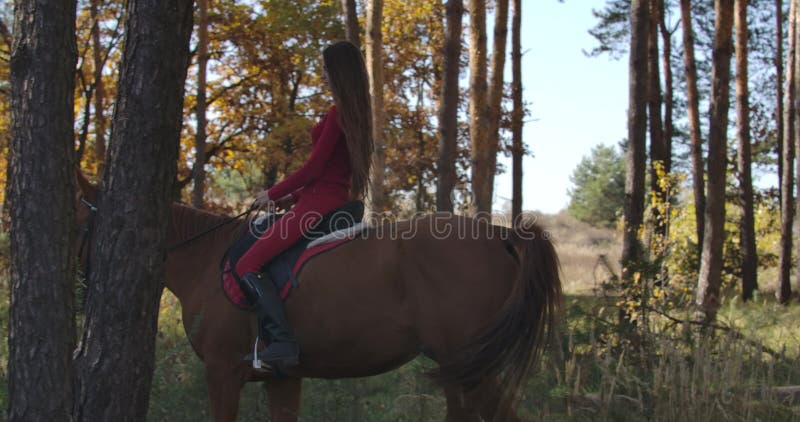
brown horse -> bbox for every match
[76,176,562,421]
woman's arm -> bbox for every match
[266,106,343,200]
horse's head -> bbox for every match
[75,169,99,277]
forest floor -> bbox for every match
[0,213,799,420]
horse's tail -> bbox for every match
[430,219,563,406]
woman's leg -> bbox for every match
[234,189,347,367]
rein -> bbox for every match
[78,197,98,282]
[167,207,254,252]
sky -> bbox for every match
[493,0,629,214]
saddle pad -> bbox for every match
[222,237,352,308]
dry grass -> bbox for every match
[521,211,621,294]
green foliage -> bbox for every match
[586,0,630,59]
[568,144,626,228]
[664,188,782,301]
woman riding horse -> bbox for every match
[234,40,373,368]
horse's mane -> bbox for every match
[169,202,245,246]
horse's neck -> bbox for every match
[164,203,241,301]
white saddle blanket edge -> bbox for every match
[306,222,370,249]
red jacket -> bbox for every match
[267,105,351,200]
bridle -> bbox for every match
[77,196,98,282]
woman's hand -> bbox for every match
[274,194,295,211]
[253,190,275,211]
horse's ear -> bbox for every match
[75,168,98,202]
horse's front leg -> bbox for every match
[266,376,303,422]
[204,361,248,422]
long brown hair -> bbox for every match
[323,41,373,200]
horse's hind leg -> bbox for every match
[444,385,480,422]
[465,381,522,422]
[266,376,302,422]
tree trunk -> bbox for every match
[778,0,785,201]
[91,0,107,177]
[482,0,509,214]
[680,0,706,257]
[658,0,673,194]
[366,0,386,213]
[648,0,667,237]
[193,0,209,208]
[468,0,489,215]
[436,0,463,212]
[735,0,758,301]
[72,0,194,419]
[511,0,523,221]
[7,1,77,419]
[696,0,734,323]
[778,0,796,304]
[793,0,800,301]
[342,0,360,47]
[622,0,649,280]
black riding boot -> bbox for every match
[239,272,300,367]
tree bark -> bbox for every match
[72,0,194,419]
[511,0,523,221]
[680,0,706,257]
[735,0,758,301]
[778,0,785,201]
[91,0,107,177]
[366,0,386,213]
[658,0,673,190]
[696,0,734,323]
[793,0,800,301]
[778,0,796,304]
[436,0,463,212]
[193,0,209,208]
[7,1,77,419]
[341,0,360,47]
[622,0,649,280]
[648,0,667,237]
[468,0,489,215]
[482,0,509,214]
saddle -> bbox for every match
[222,200,364,309]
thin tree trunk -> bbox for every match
[468,0,489,215]
[696,0,734,323]
[511,0,523,221]
[436,0,463,212]
[793,0,800,301]
[91,0,107,177]
[648,0,667,238]
[623,0,650,280]
[735,0,757,301]
[73,0,194,418]
[680,0,706,257]
[342,0,360,47]
[778,0,796,304]
[366,0,386,214]
[659,0,673,186]
[7,1,77,419]
[778,0,785,200]
[193,0,209,208]
[483,0,509,214]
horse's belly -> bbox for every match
[285,258,417,378]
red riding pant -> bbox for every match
[235,184,349,276]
